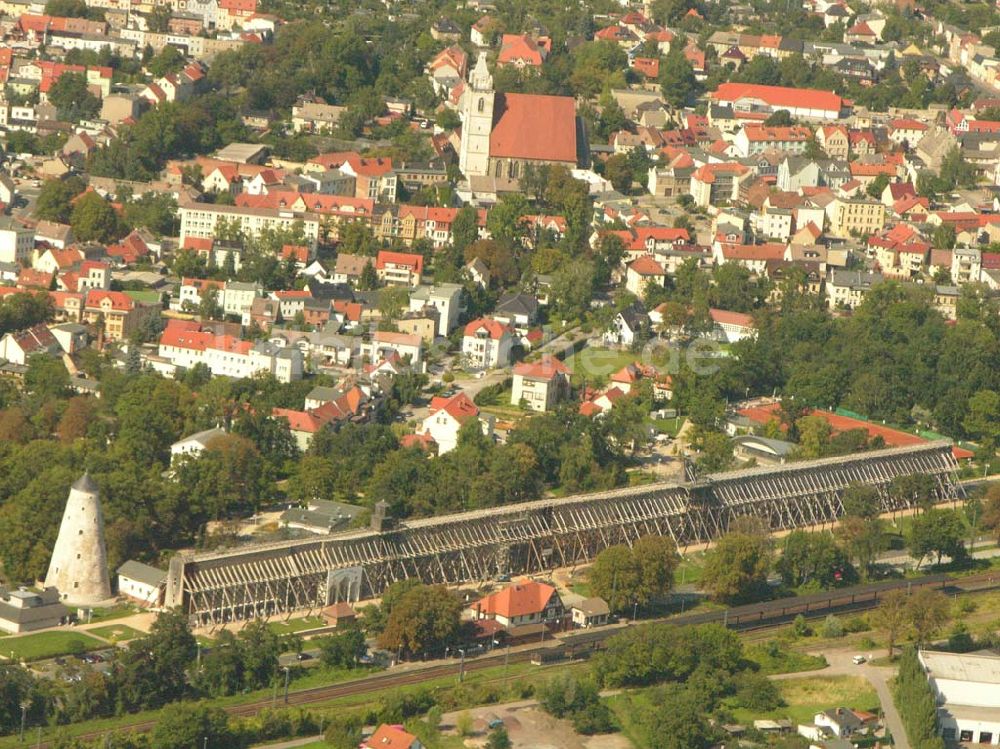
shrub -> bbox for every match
[844,615,871,633]
[820,615,845,638]
[442,372,454,383]
[792,614,811,637]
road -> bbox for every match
[773,650,908,749]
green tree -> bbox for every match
[964,389,1000,449]
[701,529,772,603]
[589,544,641,613]
[149,702,232,749]
[36,176,86,223]
[485,726,512,749]
[906,588,949,646]
[147,45,185,77]
[71,191,123,243]
[24,355,70,399]
[376,584,461,657]
[866,173,890,199]
[603,153,633,193]
[358,259,379,290]
[317,626,366,669]
[324,715,363,749]
[908,508,966,568]
[48,72,101,121]
[873,588,909,659]
[659,48,697,107]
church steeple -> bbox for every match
[470,52,493,92]
[459,53,495,178]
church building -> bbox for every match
[458,54,582,180]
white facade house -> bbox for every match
[116,561,166,607]
[0,218,34,264]
[158,322,304,383]
[417,392,494,454]
[361,331,423,368]
[170,427,227,463]
[920,650,1000,745]
[408,283,463,336]
[461,318,514,369]
[223,281,262,318]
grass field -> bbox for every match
[90,624,144,642]
[3,631,105,662]
[725,675,879,725]
[86,604,139,623]
[565,347,637,385]
[267,616,327,635]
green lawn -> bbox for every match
[3,631,105,662]
[89,624,144,642]
[86,604,140,623]
[725,675,879,726]
[267,616,327,635]
[565,347,637,385]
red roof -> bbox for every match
[720,243,786,261]
[629,255,666,276]
[428,391,479,424]
[712,82,845,114]
[280,244,310,263]
[737,403,972,460]
[464,317,512,340]
[497,34,548,66]
[631,57,660,78]
[709,308,755,328]
[376,250,423,276]
[490,93,577,164]
[476,581,556,619]
[513,354,570,380]
[85,290,134,311]
[362,725,419,749]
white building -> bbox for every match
[408,283,463,336]
[223,281,262,318]
[116,561,166,607]
[0,217,34,264]
[920,649,1000,745]
[511,355,571,412]
[170,427,227,463]
[178,201,320,250]
[158,321,304,382]
[417,391,494,454]
[462,318,514,369]
[361,331,423,369]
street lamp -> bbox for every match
[458,648,466,682]
[283,666,291,704]
[203,736,208,749]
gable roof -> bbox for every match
[490,93,577,164]
[428,391,480,424]
[513,354,570,380]
[476,581,556,618]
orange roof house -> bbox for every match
[471,580,564,628]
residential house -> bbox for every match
[570,597,611,628]
[170,427,227,463]
[0,217,34,264]
[361,725,422,749]
[418,391,494,453]
[0,324,60,365]
[469,580,565,629]
[462,317,514,369]
[82,290,160,342]
[362,331,423,369]
[408,283,463,336]
[497,33,550,69]
[511,354,570,411]
[376,250,423,287]
[828,198,885,237]
[493,292,538,330]
[733,125,811,157]
[625,255,667,296]
[826,269,883,309]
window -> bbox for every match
[477,98,485,113]
[981,732,993,744]
[961,731,974,742]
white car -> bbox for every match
[852,655,867,665]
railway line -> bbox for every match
[25,570,1000,749]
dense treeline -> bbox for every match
[894,648,945,749]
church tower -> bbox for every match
[459,53,495,178]
[44,474,112,606]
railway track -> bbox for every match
[19,570,1000,748]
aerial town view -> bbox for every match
[5,0,1000,745]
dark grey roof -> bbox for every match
[72,473,98,493]
[496,292,538,318]
[117,560,167,587]
[281,500,365,533]
[0,587,67,628]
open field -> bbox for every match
[725,675,879,725]
[267,616,327,635]
[3,631,105,662]
[89,624,143,642]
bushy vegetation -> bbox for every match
[893,648,945,749]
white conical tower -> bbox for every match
[44,474,112,605]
